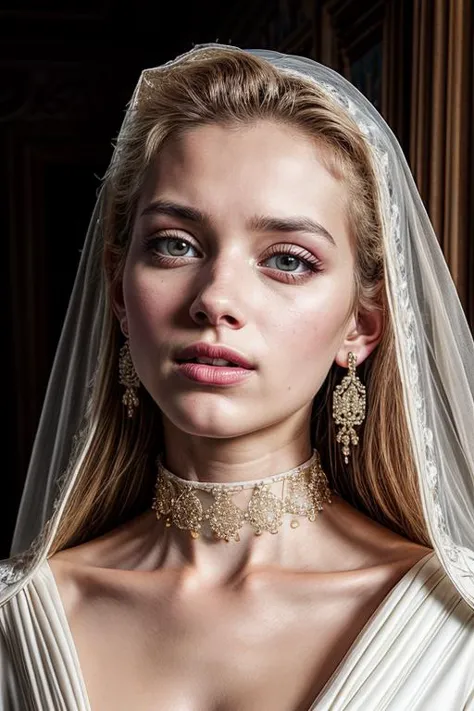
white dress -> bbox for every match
[0,552,473,710]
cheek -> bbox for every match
[122,264,176,338]
[270,285,353,391]
[280,287,352,351]
[121,264,181,387]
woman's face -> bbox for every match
[120,120,370,440]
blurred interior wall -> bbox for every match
[408,0,473,325]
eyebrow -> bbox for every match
[249,215,336,247]
[140,200,204,223]
[140,199,336,247]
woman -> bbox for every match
[0,45,473,710]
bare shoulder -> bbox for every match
[48,511,159,612]
[50,510,157,567]
[317,493,432,579]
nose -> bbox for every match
[189,256,247,330]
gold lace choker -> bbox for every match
[152,450,332,542]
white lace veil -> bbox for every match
[2,44,474,608]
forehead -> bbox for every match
[138,121,349,236]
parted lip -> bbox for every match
[175,343,255,369]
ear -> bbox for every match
[335,305,384,368]
[104,244,128,337]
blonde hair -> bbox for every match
[49,47,430,554]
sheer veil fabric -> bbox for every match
[2,44,473,610]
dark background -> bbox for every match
[3,0,472,557]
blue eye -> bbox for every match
[262,244,322,274]
[146,235,199,258]
[264,253,310,273]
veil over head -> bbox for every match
[2,44,474,609]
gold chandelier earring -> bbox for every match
[118,339,140,418]
[332,352,366,464]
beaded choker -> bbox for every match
[152,450,332,542]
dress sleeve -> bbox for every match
[0,560,30,711]
[0,622,25,711]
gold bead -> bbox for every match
[153,451,332,542]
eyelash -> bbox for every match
[143,233,323,283]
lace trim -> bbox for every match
[0,550,37,595]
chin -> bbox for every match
[158,394,261,440]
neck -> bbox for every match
[161,416,314,485]
[149,437,332,586]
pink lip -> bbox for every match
[175,342,255,370]
[175,362,254,386]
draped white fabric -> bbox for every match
[1,553,472,710]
